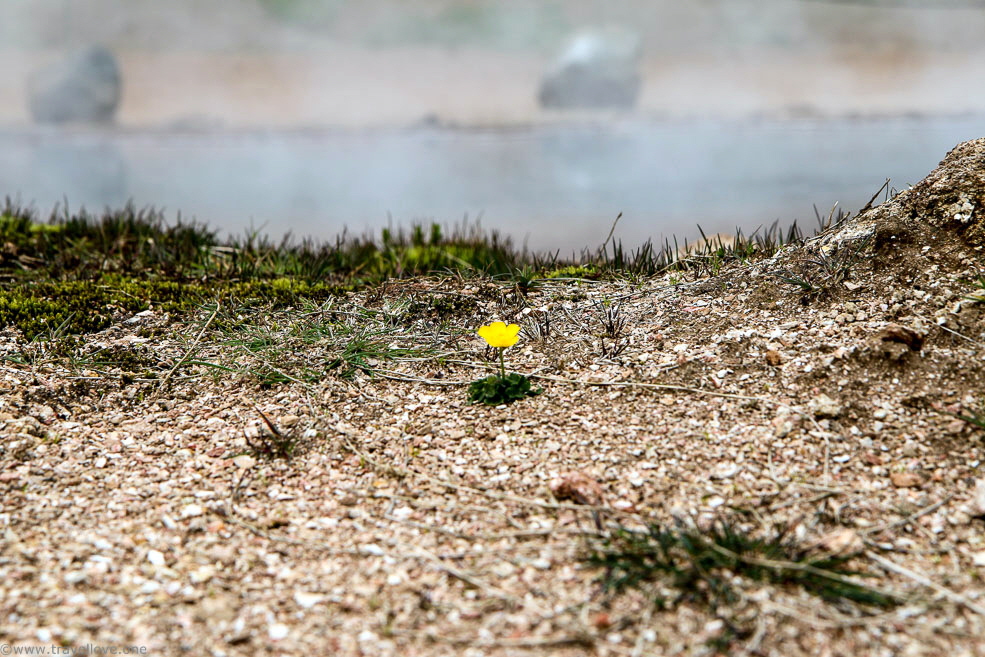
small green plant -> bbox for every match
[245,407,300,460]
[966,277,985,304]
[593,299,628,358]
[468,321,540,405]
[961,411,985,431]
[771,237,870,300]
[947,401,985,431]
[468,372,540,405]
[773,272,817,293]
[508,264,540,297]
[588,518,897,650]
[520,308,552,342]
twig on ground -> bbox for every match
[159,301,219,386]
[862,496,954,537]
[865,550,985,616]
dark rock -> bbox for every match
[538,29,642,110]
[28,46,121,124]
[875,324,925,351]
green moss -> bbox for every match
[0,280,143,338]
[0,275,348,340]
[545,264,600,279]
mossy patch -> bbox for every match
[0,275,348,340]
[545,264,600,279]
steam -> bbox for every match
[1,1,984,252]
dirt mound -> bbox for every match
[747,136,985,316]
[814,137,985,256]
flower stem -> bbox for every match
[498,348,506,378]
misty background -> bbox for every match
[1,0,984,252]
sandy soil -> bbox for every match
[1,140,984,656]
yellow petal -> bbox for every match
[477,322,521,348]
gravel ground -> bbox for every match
[1,141,985,656]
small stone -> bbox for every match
[361,544,385,556]
[972,479,985,516]
[147,549,166,566]
[972,551,985,567]
[592,612,613,629]
[875,323,924,353]
[190,566,215,584]
[816,528,864,556]
[809,393,843,419]
[947,419,967,435]
[139,580,161,594]
[890,472,923,488]
[391,506,413,520]
[772,411,797,438]
[550,471,605,506]
[765,350,782,366]
[232,455,256,469]
[294,591,323,609]
[268,623,289,641]
[181,504,205,519]
[64,570,87,584]
[491,562,516,578]
[711,463,739,479]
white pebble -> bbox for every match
[139,580,160,594]
[63,571,87,584]
[268,623,289,641]
[293,591,323,609]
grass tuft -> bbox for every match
[587,517,897,649]
[245,407,302,460]
[1,198,854,343]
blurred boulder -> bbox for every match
[28,46,121,124]
[538,28,642,110]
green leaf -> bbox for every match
[467,373,541,406]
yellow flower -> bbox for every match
[477,321,520,349]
